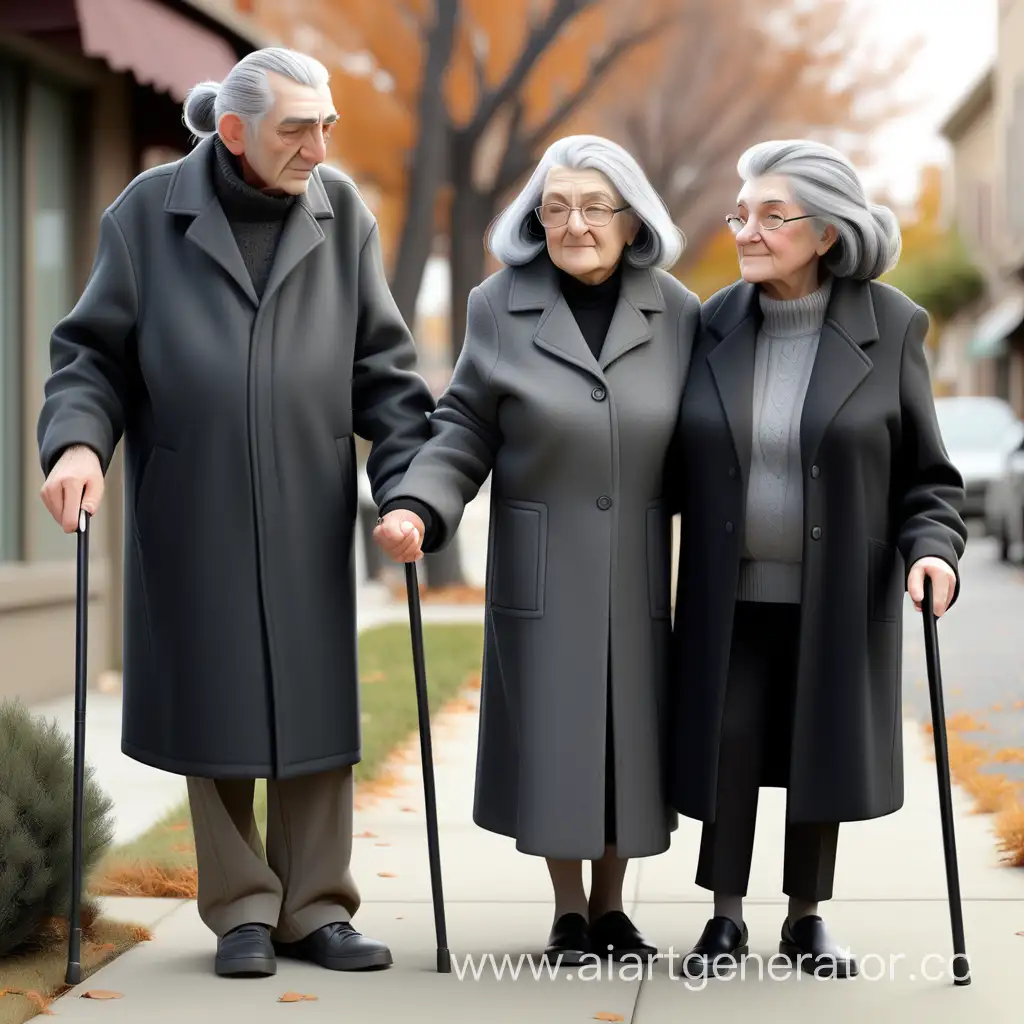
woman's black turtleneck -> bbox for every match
[211,136,295,299]
[558,259,623,360]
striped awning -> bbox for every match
[75,0,239,103]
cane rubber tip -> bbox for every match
[65,963,81,985]
[437,948,451,974]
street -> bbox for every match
[902,528,1024,784]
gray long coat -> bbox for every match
[36,137,436,780]
[667,275,967,824]
[386,253,700,859]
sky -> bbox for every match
[855,0,997,204]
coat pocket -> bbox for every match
[646,499,671,619]
[487,498,547,617]
[868,538,904,622]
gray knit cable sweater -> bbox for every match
[737,276,832,603]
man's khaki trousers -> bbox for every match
[186,765,360,943]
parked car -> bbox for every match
[933,396,1024,527]
[984,433,1024,561]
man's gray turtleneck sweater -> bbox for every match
[737,276,832,604]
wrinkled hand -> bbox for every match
[907,556,957,617]
[40,445,104,533]
[373,509,425,563]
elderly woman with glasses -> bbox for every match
[666,140,967,980]
[373,134,700,965]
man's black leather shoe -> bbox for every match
[680,916,748,979]
[215,923,276,977]
[273,922,393,971]
[779,914,858,978]
[588,910,658,962]
[543,912,591,966]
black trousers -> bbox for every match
[695,601,838,901]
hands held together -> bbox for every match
[373,509,426,563]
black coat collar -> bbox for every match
[705,274,879,348]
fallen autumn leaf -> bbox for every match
[278,992,304,1002]
[82,990,123,1000]
[593,1014,624,1022]
[378,871,396,878]
[353,830,378,838]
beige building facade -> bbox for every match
[940,0,1024,414]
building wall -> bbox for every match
[0,36,133,703]
[995,0,1024,274]
[952,101,999,281]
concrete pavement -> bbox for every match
[51,689,1024,1021]
[37,506,1024,1020]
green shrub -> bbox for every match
[0,699,115,956]
[884,234,987,323]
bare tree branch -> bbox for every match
[460,0,595,144]
[493,11,684,196]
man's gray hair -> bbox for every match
[182,47,330,139]
[487,135,685,270]
[737,139,901,280]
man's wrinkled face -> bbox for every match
[219,72,336,195]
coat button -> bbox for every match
[810,465,820,478]
[725,520,734,533]
[597,495,612,510]
[591,386,606,401]
[811,526,821,540]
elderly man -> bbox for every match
[37,48,435,978]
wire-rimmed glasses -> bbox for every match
[725,212,815,235]
[535,202,630,228]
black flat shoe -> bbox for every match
[779,914,857,978]
[680,916,748,979]
[544,912,591,966]
[215,922,276,977]
[588,910,658,961]
[273,922,393,971]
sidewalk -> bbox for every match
[48,689,1024,1023]
[33,494,1024,1021]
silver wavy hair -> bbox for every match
[487,134,685,269]
[737,139,901,280]
[182,47,330,139]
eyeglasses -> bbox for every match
[535,202,629,228]
[725,212,815,234]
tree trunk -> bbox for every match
[387,0,459,324]
[418,167,499,590]
[448,179,497,360]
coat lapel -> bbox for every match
[163,136,334,307]
[704,281,759,486]
[600,267,664,371]
[704,276,878,482]
[508,255,665,384]
[799,276,877,466]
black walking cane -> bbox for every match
[404,560,451,973]
[921,573,970,986]
[65,508,91,986]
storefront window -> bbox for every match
[0,62,22,562]
[25,76,79,562]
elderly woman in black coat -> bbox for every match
[667,139,967,980]
[374,134,700,965]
